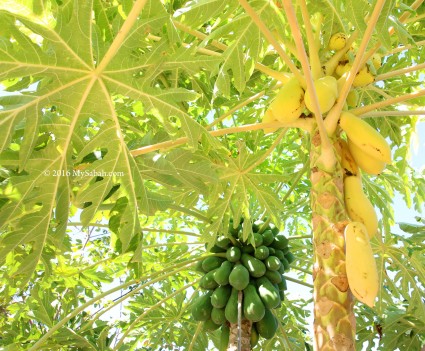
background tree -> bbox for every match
[0,0,424,350]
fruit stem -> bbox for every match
[281,0,336,171]
[238,0,305,86]
[324,0,387,136]
[299,0,323,80]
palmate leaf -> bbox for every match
[0,0,225,284]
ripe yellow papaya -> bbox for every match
[269,77,305,123]
[328,32,347,51]
[344,175,378,238]
[304,76,338,114]
[339,111,391,164]
[345,222,379,307]
[262,109,279,134]
[338,139,359,177]
[353,66,374,87]
[348,139,386,175]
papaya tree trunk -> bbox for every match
[228,291,252,351]
[228,320,252,351]
[310,129,356,350]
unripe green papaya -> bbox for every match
[226,246,241,263]
[261,229,275,246]
[265,269,282,284]
[211,285,232,308]
[250,324,259,347]
[241,253,266,278]
[211,307,227,325]
[214,261,234,286]
[219,324,230,351]
[203,318,221,331]
[225,288,240,324]
[191,291,214,321]
[202,256,225,272]
[265,256,281,271]
[255,309,279,339]
[200,269,219,290]
[229,264,250,290]
[257,277,280,309]
[243,284,266,322]
[254,245,270,260]
[271,234,289,250]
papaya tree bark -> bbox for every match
[310,129,356,350]
[228,320,252,351]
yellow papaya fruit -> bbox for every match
[304,76,337,114]
[269,77,305,123]
[345,221,379,307]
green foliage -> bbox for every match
[0,0,424,350]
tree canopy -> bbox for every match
[0,0,424,350]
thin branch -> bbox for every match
[238,0,305,85]
[375,62,425,82]
[130,119,314,157]
[281,0,336,171]
[289,235,313,240]
[207,90,269,129]
[352,89,425,116]
[283,275,314,289]
[387,40,425,55]
[324,0,387,135]
[362,110,425,118]
[292,265,313,275]
[95,0,148,75]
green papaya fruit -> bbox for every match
[265,269,282,284]
[225,288,240,324]
[211,285,232,308]
[269,223,280,235]
[250,324,259,347]
[200,269,219,290]
[271,234,289,250]
[203,318,221,331]
[241,253,266,278]
[243,284,265,322]
[255,309,279,339]
[265,256,281,271]
[257,277,280,309]
[229,264,250,290]
[214,261,233,286]
[278,276,287,291]
[202,256,225,272]
[252,220,265,233]
[273,249,285,261]
[226,246,241,263]
[261,229,275,246]
[219,324,230,351]
[284,251,296,264]
[254,245,270,260]
[211,307,227,325]
[241,245,255,254]
[280,256,290,271]
[268,247,276,255]
[253,233,263,247]
[191,291,214,321]
[216,236,231,249]
[195,260,207,273]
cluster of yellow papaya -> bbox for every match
[329,32,382,89]
[261,75,339,132]
[338,111,391,307]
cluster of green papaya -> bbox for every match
[191,219,295,347]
